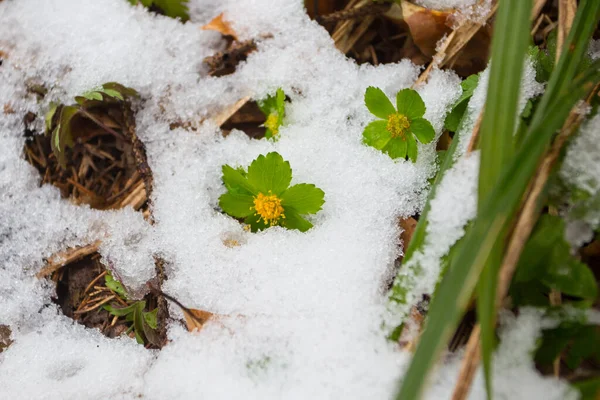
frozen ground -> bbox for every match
[0,0,581,399]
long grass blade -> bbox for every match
[394,0,600,396]
[476,0,533,396]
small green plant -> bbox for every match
[444,73,479,132]
[219,152,325,232]
[362,87,435,162]
[45,82,138,168]
[103,272,160,346]
[258,88,286,140]
[127,0,189,21]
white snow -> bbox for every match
[0,0,580,399]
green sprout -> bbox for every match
[362,87,435,162]
[258,88,286,140]
[219,152,325,232]
[127,0,189,21]
[103,272,160,346]
[44,82,138,168]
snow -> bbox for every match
[414,0,493,23]
[0,0,579,398]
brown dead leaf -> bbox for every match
[399,217,418,252]
[391,1,491,76]
[183,308,215,332]
[201,13,238,40]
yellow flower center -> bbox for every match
[387,113,410,139]
[253,192,285,225]
[264,113,279,136]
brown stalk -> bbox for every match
[414,0,498,86]
[36,240,102,278]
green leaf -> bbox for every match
[573,377,600,400]
[105,273,128,299]
[281,184,325,214]
[244,212,269,232]
[45,102,58,134]
[515,215,598,299]
[51,106,79,168]
[222,164,256,195]
[82,90,103,101]
[219,192,255,218]
[396,88,426,120]
[362,120,391,150]
[104,303,138,317]
[383,138,408,159]
[102,89,124,101]
[410,118,435,144]
[247,152,292,195]
[543,258,598,299]
[143,309,158,330]
[153,0,189,21]
[444,74,479,131]
[406,134,418,163]
[281,208,313,232]
[364,86,395,119]
[444,102,468,132]
[395,0,535,398]
[102,82,139,98]
[275,88,285,117]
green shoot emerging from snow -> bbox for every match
[219,152,325,232]
[258,88,286,140]
[127,0,189,21]
[103,272,159,346]
[45,82,138,168]
[362,87,435,162]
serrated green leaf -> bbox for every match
[219,192,254,218]
[222,164,256,195]
[247,152,292,195]
[396,88,425,120]
[281,184,325,214]
[362,120,391,150]
[410,118,435,144]
[281,208,313,232]
[365,87,395,119]
[383,138,408,159]
[102,82,139,98]
[543,258,598,299]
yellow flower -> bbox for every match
[253,192,285,225]
[386,113,410,140]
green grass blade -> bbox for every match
[476,0,533,396]
[395,45,600,400]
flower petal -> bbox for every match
[362,120,392,150]
[396,88,425,119]
[410,118,436,144]
[364,87,396,119]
